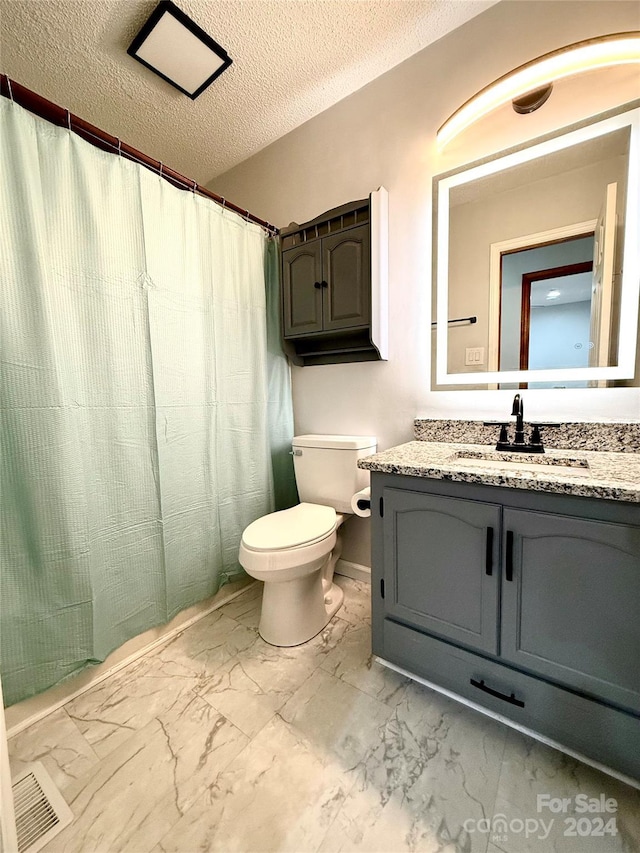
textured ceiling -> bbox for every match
[0,0,496,184]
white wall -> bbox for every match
[529,299,592,369]
[211,0,640,568]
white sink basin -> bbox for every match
[453,449,590,476]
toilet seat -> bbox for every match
[241,503,337,552]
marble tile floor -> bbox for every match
[8,576,640,853]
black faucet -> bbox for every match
[495,394,545,453]
[511,394,525,444]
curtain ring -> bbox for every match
[66,110,72,131]
[159,162,163,178]
[6,77,14,102]
[192,179,197,194]
[117,138,122,156]
[221,198,226,214]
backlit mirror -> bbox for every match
[434,104,640,388]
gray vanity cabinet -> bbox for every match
[382,489,500,654]
[500,509,640,714]
[371,472,640,780]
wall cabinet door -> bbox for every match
[322,225,370,331]
[382,488,501,654]
[501,508,640,714]
[282,242,323,336]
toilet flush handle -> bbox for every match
[289,449,302,456]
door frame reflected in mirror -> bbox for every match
[488,222,597,375]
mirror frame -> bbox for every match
[434,102,640,387]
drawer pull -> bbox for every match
[485,526,494,575]
[470,677,525,708]
[505,530,514,581]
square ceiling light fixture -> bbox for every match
[128,0,232,99]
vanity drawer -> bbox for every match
[382,618,640,782]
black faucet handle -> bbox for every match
[499,424,509,443]
[530,424,542,445]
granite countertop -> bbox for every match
[358,441,640,503]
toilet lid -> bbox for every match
[242,503,337,551]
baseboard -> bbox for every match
[6,578,256,738]
[335,559,371,583]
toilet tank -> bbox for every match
[292,434,377,513]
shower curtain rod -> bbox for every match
[0,75,279,236]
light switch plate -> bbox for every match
[465,347,485,366]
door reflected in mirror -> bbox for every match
[499,235,596,389]
[434,105,639,388]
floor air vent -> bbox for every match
[12,762,73,853]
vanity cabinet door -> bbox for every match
[322,225,370,331]
[382,488,500,654]
[282,242,323,336]
[501,508,640,714]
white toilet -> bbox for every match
[238,434,376,646]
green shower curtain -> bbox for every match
[0,98,296,707]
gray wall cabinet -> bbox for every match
[280,191,388,365]
[322,225,371,331]
[282,224,370,338]
[282,242,323,336]
[371,472,640,780]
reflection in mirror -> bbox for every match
[434,105,639,389]
[500,236,596,388]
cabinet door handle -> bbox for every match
[314,281,323,289]
[485,527,494,575]
[505,531,514,581]
[470,678,525,708]
[320,280,328,288]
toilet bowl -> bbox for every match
[238,434,376,647]
[239,503,345,646]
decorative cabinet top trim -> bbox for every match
[281,198,369,249]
